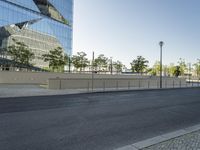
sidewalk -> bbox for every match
[143,130,200,150]
[0,84,199,98]
[116,124,200,150]
[0,84,86,98]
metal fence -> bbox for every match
[48,78,200,92]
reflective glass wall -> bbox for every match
[0,0,73,68]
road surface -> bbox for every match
[0,88,200,150]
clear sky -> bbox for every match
[73,0,200,67]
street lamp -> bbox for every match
[188,63,191,84]
[110,57,113,75]
[68,56,71,73]
[159,41,164,88]
[92,51,95,92]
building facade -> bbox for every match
[0,0,73,68]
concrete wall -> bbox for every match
[0,71,155,84]
[0,71,186,90]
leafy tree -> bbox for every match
[168,63,176,76]
[148,68,156,76]
[163,65,169,76]
[131,56,149,74]
[174,66,181,77]
[72,52,89,71]
[193,59,200,77]
[148,61,160,76]
[149,61,176,77]
[177,58,187,76]
[93,54,108,71]
[113,60,123,73]
[8,39,34,66]
[42,47,68,72]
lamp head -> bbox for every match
[159,41,164,47]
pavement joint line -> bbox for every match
[115,123,200,150]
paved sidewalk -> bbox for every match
[116,124,200,150]
[143,130,200,150]
[0,84,199,98]
[0,84,86,98]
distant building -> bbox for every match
[0,0,73,68]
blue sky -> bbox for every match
[73,0,200,67]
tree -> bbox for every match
[93,54,108,71]
[8,39,34,66]
[193,59,200,77]
[163,65,169,76]
[113,60,123,73]
[174,66,181,77]
[148,61,160,76]
[42,47,68,72]
[71,52,89,71]
[131,56,149,74]
[177,58,187,76]
[168,63,176,77]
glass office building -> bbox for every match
[0,0,73,68]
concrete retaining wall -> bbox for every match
[0,71,186,90]
[0,71,157,84]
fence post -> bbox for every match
[59,78,62,90]
[103,80,105,91]
[128,81,130,90]
[179,80,181,88]
[139,80,141,89]
[157,80,159,89]
[148,80,150,89]
[165,80,167,88]
[87,81,90,92]
[116,80,119,90]
[173,80,174,88]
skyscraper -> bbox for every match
[0,0,73,68]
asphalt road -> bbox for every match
[0,88,200,150]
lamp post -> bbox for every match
[110,57,113,75]
[159,41,164,88]
[188,63,191,84]
[92,51,94,92]
[68,56,71,73]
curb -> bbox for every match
[115,124,200,150]
[91,86,200,95]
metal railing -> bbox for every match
[48,78,200,92]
